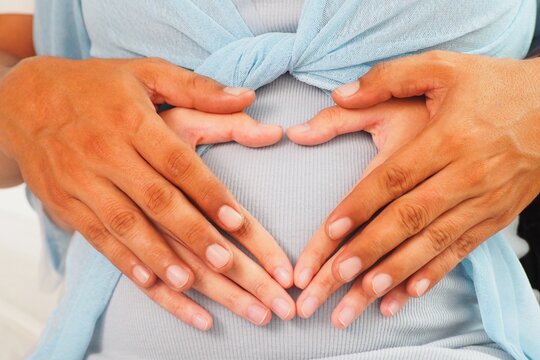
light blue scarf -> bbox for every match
[31,0,540,359]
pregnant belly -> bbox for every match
[87,76,493,359]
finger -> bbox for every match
[332,51,459,110]
[360,196,487,298]
[331,275,376,329]
[142,281,213,331]
[286,105,382,146]
[60,197,158,289]
[379,284,410,318]
[160,108,283,149]
[129,57,256,113]
[71,176,195,292]
[405,218,501,298]
[133,117,293,287]
[168,239,274,326]
[331,164,481,285]
[296,250,346,319]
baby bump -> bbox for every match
[87,76,499,359]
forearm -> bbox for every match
[0,52,23,188]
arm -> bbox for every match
[0,14,33,187]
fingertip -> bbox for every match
[132,265,157,288]
[223,87,256,107]
[380,298,404,317]
[294,267,313,289]
[273,266,294,289]
[192,313,213,331]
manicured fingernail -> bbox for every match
[414,279,431,297]
[338,257,362,282]
[223,87,252,96]
[247,304,269,325]
[218,205,244,231]
[371,273,393,296]
[338,306,356,328]
[274,267,291,287]
[192,314,209,331]
[206,244,232,269]
[297,268,313,289]
[290,124,311,133]
[335,81,359,97]
[133,265,151,285]
[166,265,190,289]
[385,300,402,317]
[301,296,320,318]
[272,297,292,320]
[328,217,353,240]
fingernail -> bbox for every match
[247,304,269,325]
[272,297,292,320]
[218,205,244,231]
[301,296,320,318]
[338,257,362,282]
[371,273,393,296]
[166,265,190,289]
[223,87,252,96]
[338,306,356,328]
[328,217,353,240]
[192,314,209,331]
[206,244,232,269]
[296,268,313,289]
[133,265,151,285]
[290,124,311,133]
[385,300,402,317]
[335,81,359,97]
[274,267,291,287]
[414,279,431,297]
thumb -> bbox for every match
[287,105,389,146]
[160,108,283,150]
[332,51,459,110]
[131,58,256,114]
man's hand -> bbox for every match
[0,57,295,321]
[290,51,540,327]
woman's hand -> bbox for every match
[140,107,297,329]
[288,98,431,324]
[291,51,540,328]
[0,57,295,305]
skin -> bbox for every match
[291,50,540,328]
[0,15,296,327]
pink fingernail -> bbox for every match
[291,124,311,133]
[335,81,360,97]
[218,205,244,231]
[223,87,253,96]
[371,273,393,296]
[133,265,151,285]
[385,300,402,317]
[297,268,313,289]
[272,297,292,320]
[205,244,232,269]
[338,257,362,282]
[247,304,269,325]
[192,314,209,331]
[414,279,431,297]
[337,306,356,328]
[274,267,291,287]
[301,296,320,318]
[328,217,353,240]
[166,265,190,289]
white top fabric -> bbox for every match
[0,0,34,14]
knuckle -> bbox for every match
[187,74,215,94]
[85,223,110,250]
[143,183,175,216]
[451,233,478,260]
[108,209,138,237]
[396,202,430,235]
[166,149,194,181]
[181,220,210,245]
[251,280,270,299]
[382,164,413,195]
[425,223,455,253]
[371,61,392,81]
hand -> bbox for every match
[139,108,297,329]
[0,57,295,310]
[293,50,540,328]
[288,98,431,324]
